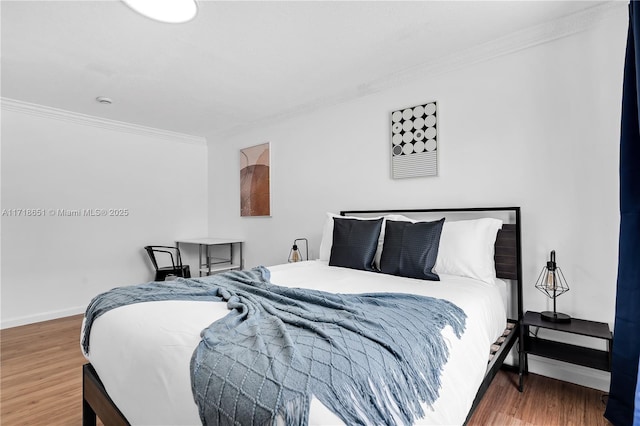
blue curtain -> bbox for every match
[605,2,640,425]
[635,359,640,425]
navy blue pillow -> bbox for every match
[329,217,383,271]
[379,218,445,281]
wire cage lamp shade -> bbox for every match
[534,250,571,323]
[288,238,308,263]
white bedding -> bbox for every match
[84,261,507,425]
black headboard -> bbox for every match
[495,224,517,280]
[339,207,523,321]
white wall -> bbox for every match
[1,102,208,327]
[207,7,627,390]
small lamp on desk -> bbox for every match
[534,250,571,323]
[288,238,308,263]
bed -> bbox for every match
[82,207,523,426]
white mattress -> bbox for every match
[84,261,507,425]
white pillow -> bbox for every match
[433,218,503,284]
[318,213,408,266]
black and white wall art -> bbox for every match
[391,101,438,178]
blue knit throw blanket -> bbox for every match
[82,267,466,426]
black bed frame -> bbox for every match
[82,207,524,426]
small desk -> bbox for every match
[520,311,612,390]
[176,238,243,276]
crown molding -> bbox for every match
[1,98,207,146]
[216,1,627,139]
[368,1,627,93]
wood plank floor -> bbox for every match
[1,315,610,425]
[468,367,610,426]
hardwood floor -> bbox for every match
[1,315,87,425]
[468,368,610,426]
[1,315,610,425]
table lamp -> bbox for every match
[288,238,308,263]
[534,250,571,323]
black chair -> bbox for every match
[144,246,191,281]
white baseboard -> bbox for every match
[1,306,86,329]
[526,355,611,392]
[503,350,610,392]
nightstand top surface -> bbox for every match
[523,311,612,340]
[177,237,243,245]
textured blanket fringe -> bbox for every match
[273,395,310,426]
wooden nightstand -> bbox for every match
[519,311,612,390]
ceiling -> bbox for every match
[1,0,615,138]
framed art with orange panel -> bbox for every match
[240,142,271,217]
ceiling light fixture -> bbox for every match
[96,97,113,105]
[121,0,198,24]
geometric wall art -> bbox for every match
[240,142,271,217]
[391,101,438,178]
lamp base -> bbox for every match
[540,311,571,323]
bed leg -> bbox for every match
[83,396,97,426]
[83,363,130,426]
[518,339,526,392]
[83,363,97,426]
[518,321,527,392]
